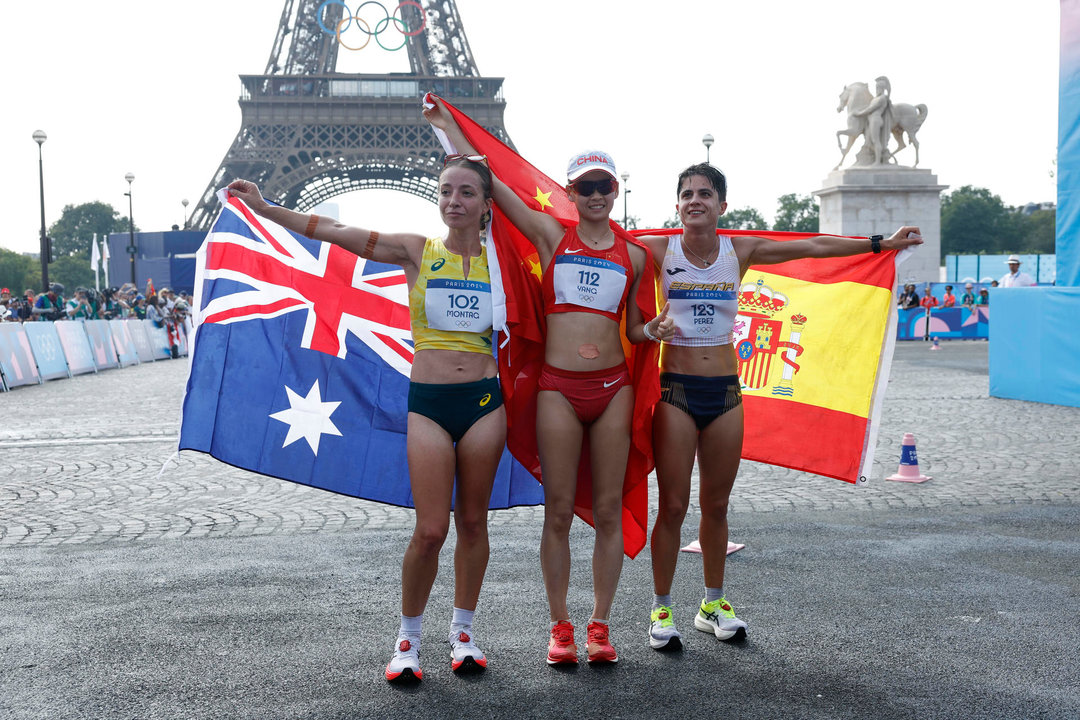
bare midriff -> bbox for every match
[410,348,497,384]
[544,312,626,371]
[659,342,738,377]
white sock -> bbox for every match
[450,606,475,632]
[653,594,673,609]
[705,586,724,604]
[399,613,422,639]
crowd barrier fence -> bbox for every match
[0,319,189,392]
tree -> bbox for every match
[773,193,819,233]
[1017,209,1055,254]
[718,207,768,231]
[47,201,133,259]
[0,248,39,293]
[940,186,1019,258]
[49,254,96,294]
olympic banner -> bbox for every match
[145,323,173,360]
[128,320,157,364]
[109,319,139,367]
[84,320,119,370]
[0,324,40,389]
[23,322,70,381]
[54,321,97,375]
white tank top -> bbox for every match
[660,234,740,347]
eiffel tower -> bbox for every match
[186,0,514,231]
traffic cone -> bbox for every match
[886,433,931,483]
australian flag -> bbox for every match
[178,190,544,509]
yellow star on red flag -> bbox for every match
[533,187,553,211]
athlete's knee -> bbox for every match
[542,503,575,537]
[699,493,730,521]
[590,500,623,536]
[657,492,690,525]
[454,512,488,545]
[411,520,450,556]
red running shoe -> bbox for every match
[586,621,618,664]
[546,621,578,665]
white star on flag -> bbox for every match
[269,380,342,455]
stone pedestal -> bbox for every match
[814,168,947,284]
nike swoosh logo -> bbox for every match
[565,248,584,254]
[603,379,619,388]
[666,268,687,275]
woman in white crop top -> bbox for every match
[635,163,924,650]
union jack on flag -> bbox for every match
[179,190,544,509]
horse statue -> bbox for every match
[835,81,928,169]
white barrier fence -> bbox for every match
[0,319,189,392]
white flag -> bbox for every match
[90,233,101,270]
[102,235,111,287]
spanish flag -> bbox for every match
[427,95,660,558]
[632,228,901,484]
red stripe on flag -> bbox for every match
[372,331,415,364]
[227,196,294,259]
[205,298,305,324]
[742,396,867,483]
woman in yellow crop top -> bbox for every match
[228,156,501,682]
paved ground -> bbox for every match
[1,341,1078,719]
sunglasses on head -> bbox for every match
[443,153,489,167]
[571,178,616,196]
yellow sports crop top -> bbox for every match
[409,237,494,354]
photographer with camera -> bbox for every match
[66,288,99,320]
[33,284,66,322]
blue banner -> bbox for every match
[54,321,97,376]
[0,324,40,389]
[23,322,70,380]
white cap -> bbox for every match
[567,150,617,182]
[1006,255,1021,264]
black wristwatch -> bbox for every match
[869,235,883,253]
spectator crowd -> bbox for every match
[0,282,191,358]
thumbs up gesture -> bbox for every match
[645,303,675,343]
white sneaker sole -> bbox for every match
[694,613,747,641]
[648,629,683,650]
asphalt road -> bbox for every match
[1,341,1077,719]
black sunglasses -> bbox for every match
[571,178,616,196]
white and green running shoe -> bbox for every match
[648,605,682,650]
[693,597,747,641]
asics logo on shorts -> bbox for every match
[479,393,491,407]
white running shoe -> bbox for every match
[385,636,422,682]
[693,597,748,641]
[449,627,488,672]
[649,606,683,650]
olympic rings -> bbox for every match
[455,320,472,328]
[316,1,426,52]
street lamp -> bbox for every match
[33,130,49,291]
[620,171,631,228]
[702,133,714,164]
[181,198,189,229]
[124,172,136,285]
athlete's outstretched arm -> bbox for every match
[423,98,564,262]
[226,180,423,272]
